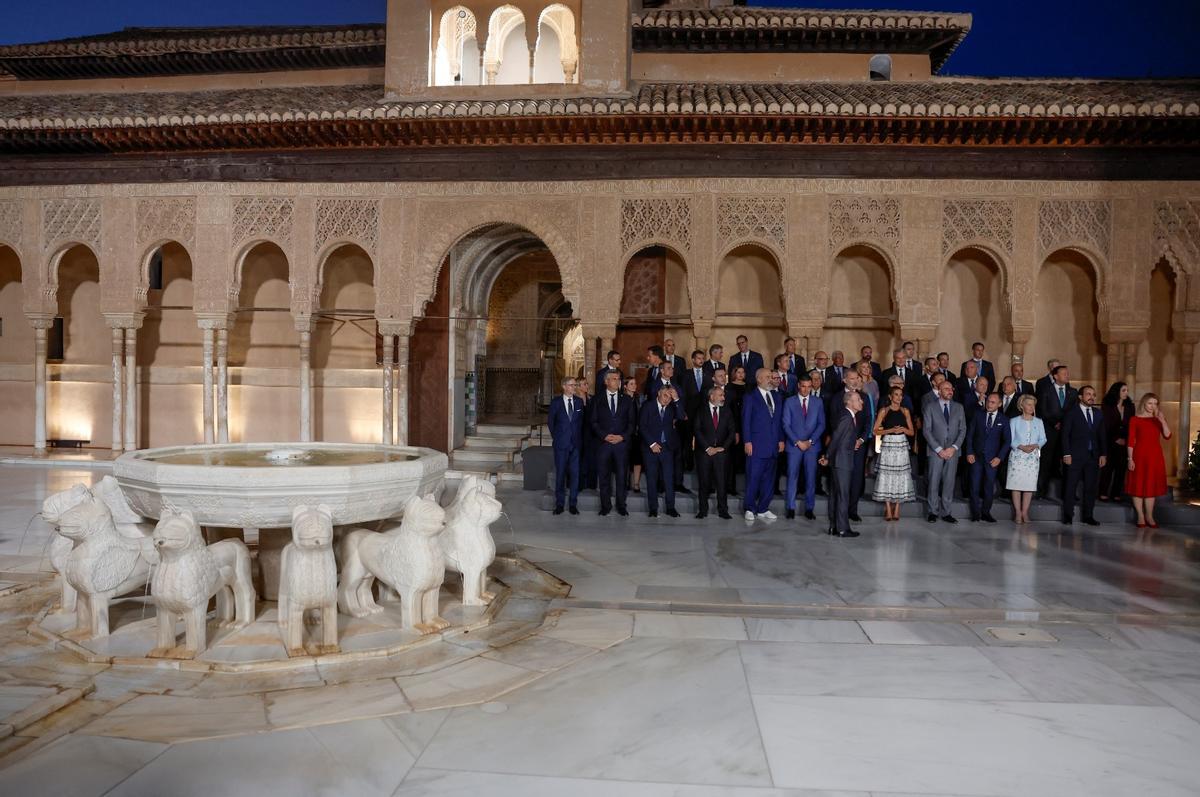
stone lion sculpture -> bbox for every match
[278,504,338,656]
[441,476,502,606]
[149,509,256,659]
[337,494,449,634]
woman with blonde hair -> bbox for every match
[1126,392,1172,528]
[1006,394,1045,524]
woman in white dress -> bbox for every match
[1007,394,1046,524]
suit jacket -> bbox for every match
[644,378,687,418]
[1034,373,1056,397]
[1060,404,1107,463]
[702,360,726,384]
[825,408,861,469]
[594,365,624,395]
[666,354,687,375]
[833,390,871,447]
[742,387,784,459]
[693,402,737,451]
[960,358,996,386]
[775,371,798,399]
[782,393,826,453]
[589,391,634,443]
[913,371,939,400]
[639,399,683,452]
[955,375,986,406]
[1037,382,1079,427]
[811,366,841,394]
[963,392,988,429]
[923,398,967,454]
[965,410,1012,462]
[682,365,710,410]
[730,350,764,379]
[881,365,920,398]
[780,353,807,377]
[1015,379,1036,397]
[547,395,584,451]
[999,392,1022,419]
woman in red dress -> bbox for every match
[1125,392,1172,528]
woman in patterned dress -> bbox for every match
[1006,394,1046,524]
[872,385,916,520]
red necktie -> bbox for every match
[802,397,808,417]
[712,407,719,429]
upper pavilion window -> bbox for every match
[432,3,579,87]
[869,54,893,81]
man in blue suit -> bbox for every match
[964,392,1011,523]
[547,377,584,515]
[594,350,623,395]
[1059,384,1107,526]
[639,387,683,518]
[589,371,634,517]
[783,374,826,520]
[772,354,798,398]
[742,368,785,521]
[730,334,764,378]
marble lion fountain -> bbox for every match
[34,442,519,670]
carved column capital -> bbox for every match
[196,313,234,331]
[103,312,144,331]
[25,313,55,330]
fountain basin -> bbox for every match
[114,443,447,528]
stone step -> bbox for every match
[475,423,532,436]
[462,436,527,452]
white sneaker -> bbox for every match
[744,510,756,521]
[759,511,777,521]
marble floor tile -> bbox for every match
[634,585,742,604]
[633,612,748,640]
[858,621,984,646]
[0,684,58,720]
[978,646,1165,705]
[965,622,1135,649]
[928,591,1045,610]
[537,609,633,649]
[89,666,207,701]
[1114,625,1200,653]
[743,618,869,644]
[265,678,411,729]
[79,693,270,743]
[108,718,413,797]
[417,638,773,787]
[753,694,1200,796]
[0,733,165,797]
[396,768,861,796]
[739,642,1032,701]
[834,589,945,608]
[396,657,541,711]
[737,586,846,606]
[170,664,325,698]
[382,709,451,759]
[479,635,597,672]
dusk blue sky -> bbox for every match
[2,1,1198,78]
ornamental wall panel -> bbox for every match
[941,199,1014,256]
[41,198,101,253]
[716,196,787,254]
[828,196,901,252]
[1037,199,1112,259]
[232,196,294,247]
[1155,199,1200,273]
[0,200,22,249]
[314,198,380,256]
[136,197,196,250]
[621,197,693,255]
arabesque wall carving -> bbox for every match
[942,199,1013,256]
[1038,199,1112,259]
[42,198,101,252]
[314,198,380,256]
[829,196,901,252]
[716,196,787,254]
[621,197,692,254]
[136,197,196,249]
[1155,199,1200,273]
[232,196,295,247]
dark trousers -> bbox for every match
[596,443,628,512]
[745,455,777,514]
[848,445,868,514]
[969,460,1001,517]
[1063,457,1100,522]
[644,447,676,513]
[1100,447,1128,498]
[553,446,580,509]
[828,464,853,532]
[696,449,728,516]
[1038,426,1062,495]
[580,438,597,490]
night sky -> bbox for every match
[2,0,1198,78]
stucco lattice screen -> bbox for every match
[942,199,1014,255]
[828,197,901,251]
[232,197,294,246]
[41,198,101,250]
[0,201,21,246]
[314,198,380,255]
[621,198,692,254]
[1038,199,1112,259]
[136,197,196,248]
[1155,200,1200,268]
[716,197,787,253]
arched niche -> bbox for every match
[313,243,377,443]
[825,244,895,359]
[616,245,689,374]
[715,244,785,359]
[1136,259,1179,388]
[1027,248,1104,385]
[433,6,481,86]
[229,242,292,369]
[931,246,1007,366]
[49,245,107,445]
[137,241,200,447]
[0,245,27,363]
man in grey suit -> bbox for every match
[923,379,966,524]
[819,390,863,538]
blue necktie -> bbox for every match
[659,405,666,444]
[943,403,950,425]
[1058,386,1065,407]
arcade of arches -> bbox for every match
[1,181,1199,476]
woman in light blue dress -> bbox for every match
[1007,394,1046,523]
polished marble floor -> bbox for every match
[1,465,1199,796]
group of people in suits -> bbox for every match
[548,336,1175,534]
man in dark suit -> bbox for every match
[645,362,688,492]
[881,348,919,400]
[1034,358,1062,399]
[902,341,918,370]
[576,379,596,490]
[965,392,1011,523]
[1010,361,1036,397]
[1060,385,1107,525]
[742,368,784,521]
[783,374,826,520]
[914,357,940,400]
[663,338,686,376]
[547,377,584,515]
[937,351,954,381]
[642,346,665,395]
[859,345,883,384]
[999,377,1022,418]
[1037,364,1077,497]
[693,385,736,519]
[810,350,840,394]
[589,371,634,516]
[682,349,709,477]
[639,387,683,519]
[780,337,807,378]
[595,350,623,395]
[962,375,990,429]
[830,350,850,385]
[772,354,798,399]
[819,390,863,538]
[956,361,984,406]
[839,371,872,522]
[730,335,764,379]
[702,344,726,384]
[959,342,996,387]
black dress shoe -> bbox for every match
[837,529,861,538]
[569,506,579,515]
[827,526,838,535]
[676,486,692,495]
[599,508,610,516]
[1083,517,1100,526]
[982,513,997,523]
[942,515,957,523]
[816,488,828,497]
[927,513,938,522]
[970,514,980,523]
[617,508,629,516]
[648,511,658,518]
[1062,516,1074,525]
[786,509,796,519]
[553,507,564,515]
[718,512,732,520]
[728,490,739,498]
[666,509,680,518]
[849,513,862,523]
[695,512,707,519]
[804,510,816,520]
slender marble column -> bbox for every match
[111,328,124,454]
[1124,342,1138,394]
[383,335,395,445]
[217,328,229,443]
[1104,341,1121,391]
[1179,341,1195,480]
[124,327,137,451]
[202,327,215,444]
[298,329,312,442]
[34,325,48,451]
[583,336,597,385]
[395,334,410,446]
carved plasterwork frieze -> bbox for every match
[621,197,692,254]
[42,198,101,251]
[0,200,22,248]
[1038,199,1111,259]
[314,198,380,256]
[828,196,901,252]
[232,196,294,246]
[1154,200,1200,273]
[716,196,786,254]
[136,197,196,249]
[942,199,1013,256]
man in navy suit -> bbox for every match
[594,350,623,395]
[1035,358,1062,399]
[590,371,634,516]
[956,361,984,406]
[959,342,996,387]
[547,377,584,515]
[881,348,919,401]
[692,385,736,519]
[772,354,798,398]
[642,346,666,395]
[639,387,683,518]
[1060,385,1107,526]
[1010,361,1036,397]
[702,344,726,385]
[820,390,863,538]
[964,392,1011,523]
[742,368,785,521]
[783,374,826,520]
[663,338,687,376]
[1037,364,1077,497]
[780,337,807,378]
[731,335,763,378]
